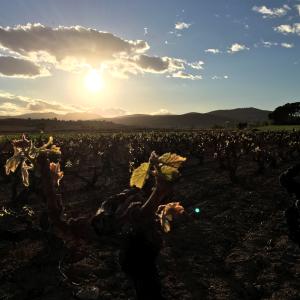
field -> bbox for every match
[256,125,300,132]
[0,130,300,300]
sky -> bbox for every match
[0,0,299,117]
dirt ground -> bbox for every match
[0,156,300,300]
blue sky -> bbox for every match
[0,0,299,116]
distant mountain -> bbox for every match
[61,112,102,121]
[3,112,102,121]
[13,112,62,119]
[208,107,271,123]
[106,112,235,129]
[0,107,271,129]
[106,108,270,128]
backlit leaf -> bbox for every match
[163,219,171,233]
[160,165,179,181]
[157,202,185,233]
[50,145,61,154]
[130,162,150,189]
[5,155,22,175]
[40,136,53,150]
[159,153,186,168]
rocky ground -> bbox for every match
[0,156,300,300]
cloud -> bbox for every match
[260,41,293,49]
[227,43,249,53]
[150,108,171,115]
[0,55,48,78]
[134,55,170,73]
[0,24,149,67]
[0,23,198,80]
[175,22,191,30]
[0,91,79,116]
[205,48,221,54]
[281,42,294,48]
[212,75,229,80]
[296,5,300,16]
[88,107,128,118]
[261,41,278,48]
[0,91,133,118]
[170,71,202,80]
[188,60,204,70]
[133,54,185,73]
[252,5,290,18]
[274,23,300,35]
[132,56,204,79]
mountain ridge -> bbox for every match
[105,107,270,128]
[0,107,271,129]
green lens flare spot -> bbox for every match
[194,208,201,214]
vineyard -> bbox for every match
[0,129,300,300]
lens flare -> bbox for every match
[84,69,104,92]
[194,208,201,214]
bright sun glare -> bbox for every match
[84,69,104,93]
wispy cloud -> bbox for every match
[0,91,79,116]
[93,107,129,118]
[133,55,185,73]
[205,48,221,54]
[281,42,294,48]
[252,5,290,18]
[188,60,204,70]
[212,75,229,80]
[170,71,202,80]
[296,5,300,16]
[261,41,278,48]
[258,40,294,49]
[227,43,249,53]
[0,91,131,117]
[274,23,300,35]
[175,22,191,30]
[150,108,171,115]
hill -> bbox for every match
[0,118,123,133]
[106,113,234,128]
[0,107,271,129]
[106,108,270,128]
[14,112,61,119]
[208,107,270,123]
[4,112,102,121]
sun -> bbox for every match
[84,69,104,92]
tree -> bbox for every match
[269,102,300,125]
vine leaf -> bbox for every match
[5,135,61,187]
[39,136,53,150]
[160,165,179,181]
[157,202,184,233]
[159,153,186,168]
[5,155,22,175]
[130,162,150,189]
